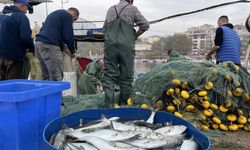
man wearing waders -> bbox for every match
[103,0,149,107]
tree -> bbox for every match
[163,36,173,52]
[151,41,163,52]
[163,33,192,55]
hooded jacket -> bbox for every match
[36,10,75,53]
[0,5,34,61]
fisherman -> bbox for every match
[35,7,79,81]
[0,0,34,80]
[206,15,241,66]
[78,59,104,95]
[103,0,150,107]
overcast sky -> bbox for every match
[1,0,250,37]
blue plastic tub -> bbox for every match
[43,108,210,150]
[0,80,70,150]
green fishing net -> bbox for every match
[131,50,250,128]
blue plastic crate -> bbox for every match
[0,80,70,150]
[43,108,210,150]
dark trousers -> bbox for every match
[103,46,135,107]
[0,58,24,80]
[35,41,63,81]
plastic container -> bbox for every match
[43,108,210,150]
[0,80,70,150]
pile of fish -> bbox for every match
[50,111,200,150]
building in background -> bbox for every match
[147,35,161,44]
[187,24,215,56]
[234,23,250,59]
[135,42,152,59]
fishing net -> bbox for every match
[131,50,250,131]
[61,50,250,131]
[27,53,42,80]
[62,94,106,115]
[62,51,76,72]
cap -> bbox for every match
[14,0,32,9]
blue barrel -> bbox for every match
[43,108,210,150]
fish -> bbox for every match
[52,127,74,149]
[138,131,164,140]
[65,142,98,150]
[73,136,142,150]
[111,120,167,140]
[112,142,146,150]
[154,125,187,136]
[70,129,140,142]
[157,134,186,149]
[111,121,153,133]
[74,116,120,132]
[124,133,185,149]
[180,139,199,150]
[127,120,164,130]
[124,137,169,149]
[145,110,156,124]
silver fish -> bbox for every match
[71,129,139,142]
[125,134,185,149]
[126,120,163,130]
[63,143,84,150]
[74,116,120,132]
[154,125,187,136]
[112,142,146,150]
[180,139,199,150]
[111,121,153,133]
[124,137,169,149]
[138,131,164,140]
[145,110,156,124]
[111,121,166,140]
[66,142,98,150]
[74,136,139,150]
[158,135,186,149]
[52,128,74,149]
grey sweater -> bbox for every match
[104,0,149,32]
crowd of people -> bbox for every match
[0,0,248,108]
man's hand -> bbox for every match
[63,47,76,59]
[135,29,145,40]
[206,45,219,60]
[206,54,212,60]
[70,53,76,59]
[26,52,35,59]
